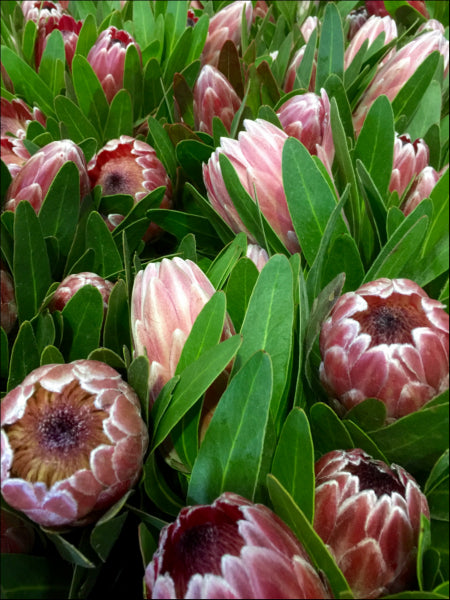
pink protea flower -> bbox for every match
[1,508,35,554]
[353,29,449,135]
[49,272,114,313]
[145,491,331,599]
[344,14,397,70]
[0,97,46,139]
[246,243,269,272]
[203,118,300,254]
[1,360,148,528]
[35,14,83,69]
[4,139,90,214]
[389,133,429,198]
[193,65,242,135]
[131,257,235,407]
[87,135,172,242]
[365,0,429,18]
[277,89,335,177]
[283,45,317,93]
[300,16,318,43]
[1,268,17,334]
[1,137,31,178]
[314,448,430,599]
[346,7,370,40]
[87,27,142,103]
[201,1,253,67]
[401,165,446,216]
[21,1,64,23]
[319,277,449,421]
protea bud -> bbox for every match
[193,65,241,135]
[21,0,64,23]
[276,89,334,177]
[1,508,35,554]
[300,16,318,43]
[390,133,429,198]
[344,14,397,70]
[283,45,317,93]
[401,165,444,216]
[87,26,142,103]
[49,272,114,314]
[203,119,300,254]
[319,277,449,421]
[35,14,82,69]
[1,137,31,178]
[365,0,429,18]
[87,135,172,242]
[353,29,449,134]
[4,139,90,214]
[314,448,430,598]
[1,98,46,139]
[145,491,331,599]
[346,7,370,40]
[246,243,269,272]
[131,257,235,407]
[1,360,148,528]
[1,268,17,334]
[201,1,253,67]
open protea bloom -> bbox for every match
[0,98,46,139]
[193,65,241,135]
[49,272,114,314]
[389,133,429,198]
[353,29,449,134]
[277,89,334,177]
[203,118,300,254]
[201,0,253,67]
[131,257,235,407]
[1,360,148,528]
[21,0,64,23]
[145,492,331,599]
[319,278,449,421]
[4,139,90,214]
[314,448,430,598]
[401,165,444,216]
[1,268,17,334]
[87,26,142,102]
[1,136,31,178]
[344,14,397,70]
[87,135,172,242]
[35,13,82,69]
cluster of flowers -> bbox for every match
[0,0,449,599]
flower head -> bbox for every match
[145,492,331,599]
[87,27,142,103]
[87,135,172,241]
[193,65,241,135]
[1,268,17,334]
[1,360,148,528]
[401,165,444,216]
[1,98,46,139]
[344,14,397,70]
[365,0,429,18]
[389,133,429,197]
[1,136,31,178]
[319,278,449,421]
[4,139,90,214]
[314,448,430,598]
[21,1,64,23]
[49,272,114,314]
[35,14,82,69]
[203,118,300,254]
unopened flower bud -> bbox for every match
[390,133,429,198]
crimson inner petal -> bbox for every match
[347,460,405,497]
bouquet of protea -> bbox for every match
[1,1,448,599]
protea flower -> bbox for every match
[87,27,142,103]
[283,45,317,93]
[49,272,114,314]
[201,1,253,67]
[344,14,397,70]
[390,133,429,198]
[246,243,269,272]
[300,15,318,43]
[131,257,235,407]
[21,0,64,23]
[314,448,430,598]
[319,277,449,421]
[401,165,445,216]
[0,98,46,139]
[4,139,90,214]
[1,136,31,178]
[1,508,35,554]
[346,7,370,40]
[1,360,148,528]
[276,89,334,177]
[193,65,241,135]
[145,491,331,599]
[0,268,17,334]
[353,29,449,134]
[35,14,82,69]
[203,118,300,254]
[365,0,429,18]
[87,135,172,242]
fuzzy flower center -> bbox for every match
[347,459,405,497]
[352,292,429,346]
[94,155,143,197]
[5,380,110,487]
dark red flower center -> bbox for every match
[347,459,405,497]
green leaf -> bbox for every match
[176,139,214,187]
[85,211,123,278]
[356,159,388,248]
[45,531,95,568]
[271,407,315,522]
[40,345,65,366]
[13,201,52,323]
[143,452,185,517]
[90,511,127,563]
[309,402,355,458]
[152,335,242,450]
[345,398,387,431]
[103,278,131,356]
[225,257,259,332]
[321,234,365,294]
[123,42,142,120]
[103,89,134,139]
[408,80,442,140]
[127,354,150,423]
[7,321,40,392]
[54,95,100,143]
[21,18,37,65]
[206,233,246,290]
[315,2,344,92]
[344,420,390,463]
[282,136,346,266]
[74,12,98,58]
[61,285,104,361]
[72,54,109,141]
[267,475,354,599]
[188,351,273,504]
[1,327,9,379]
[146,116,177,182]
[38,29,65,96]
[417,515,432,591]
[0,554,71,600]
